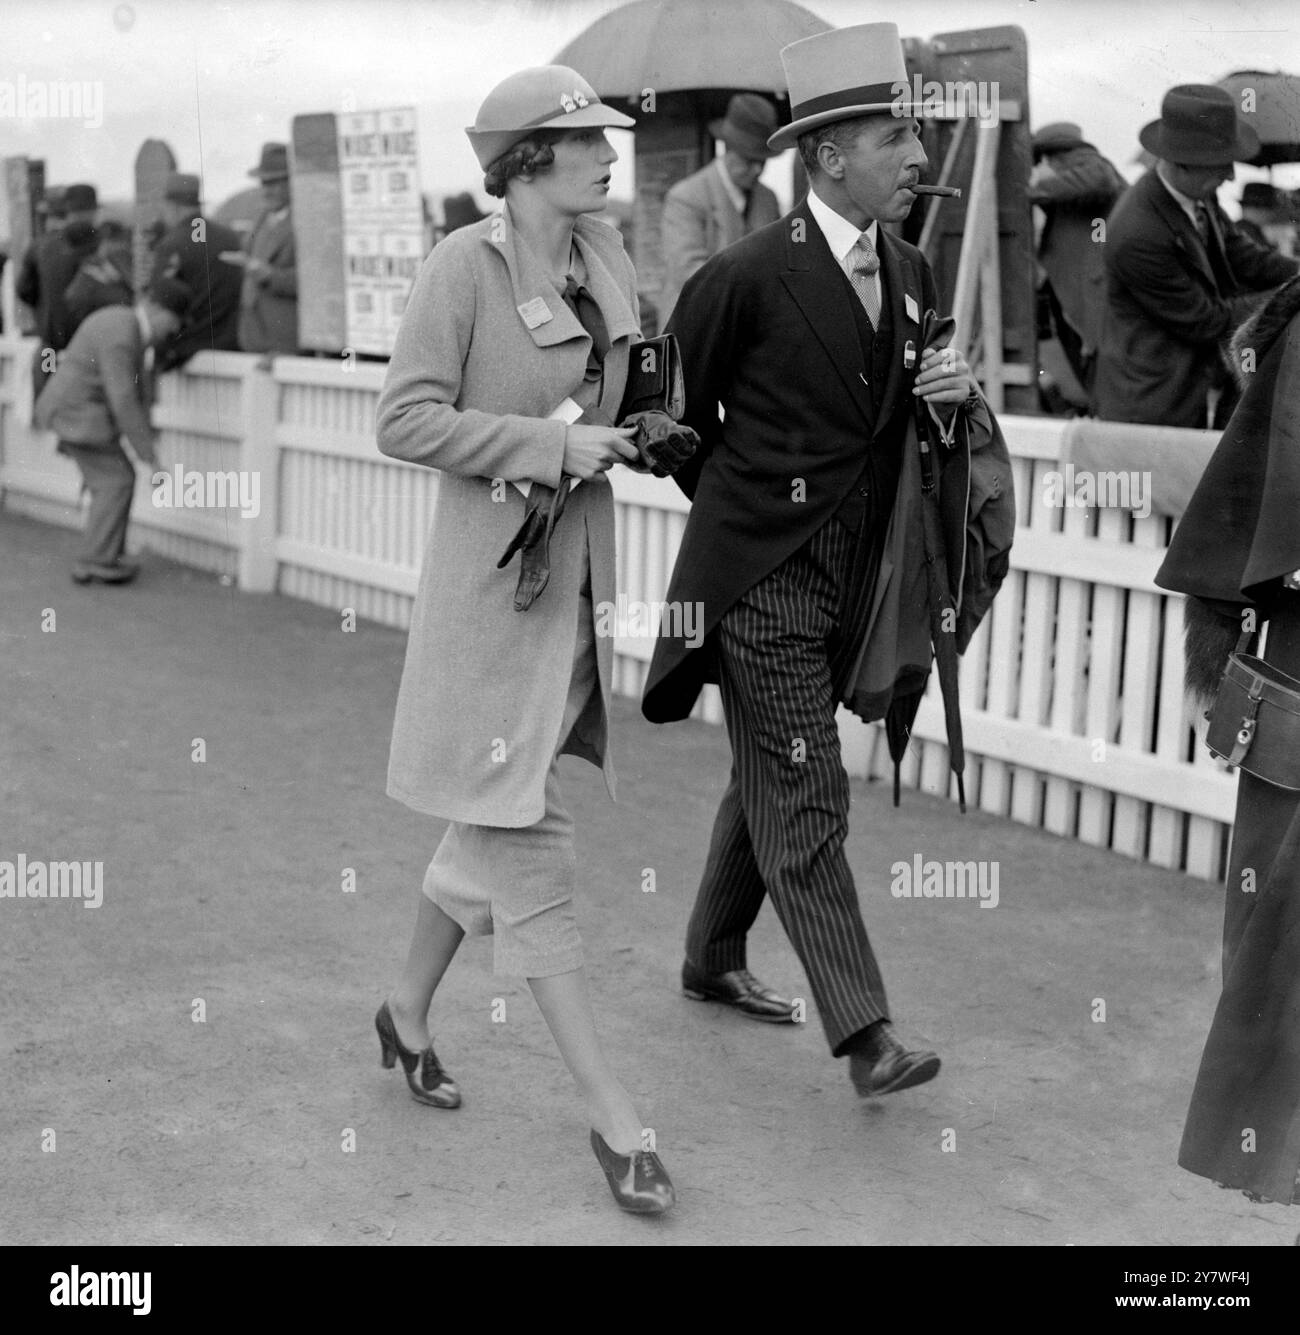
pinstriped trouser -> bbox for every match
[685,513,889,1056]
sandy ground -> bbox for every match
[2,511,1296,1246]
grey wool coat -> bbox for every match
[376,206,640,827]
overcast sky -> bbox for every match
[2,0,1297,221]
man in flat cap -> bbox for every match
[657,93,782,325]
[237,143,299,355]
[34,278,190,584]
[1094,85,1298,429]
[151,172,243,370]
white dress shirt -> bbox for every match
[808,188,882,315]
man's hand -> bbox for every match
[562,423,639,480]
[913,344,979,418]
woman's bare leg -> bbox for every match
[388,893,464,1050]
[528,968,645,1153]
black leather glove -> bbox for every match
[496,481,570,612]
[620,410,699,478]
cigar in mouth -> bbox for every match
[911,184,962,198]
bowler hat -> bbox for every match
[1138,85,1260,166]
[1032,122,1086,160]
[768,22,916,153]
[248,142,290,181]
[64,183,98,212]
[164,172,202,206]
[147,276,193,317]
[465,65,635,171]
[709,94,781,160]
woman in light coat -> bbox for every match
[372,65,675,1215]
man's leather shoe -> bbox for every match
[848,1022,940,1096]
[72,559,138,585]
[681,961,797,1022]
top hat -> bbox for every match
[1138,85,1260,166]
[466,65,636,171]
[709,94,781,160]
[248,142,290,181]
[768,22,915,153]
[164,172,202,206]
[1032,122,1086,159]
[64,183,98,212]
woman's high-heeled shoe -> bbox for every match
[590,1129,675,1215]
[375,1001,461,1109]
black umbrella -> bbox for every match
[1218,70,1300,166]
[887,309,968,812]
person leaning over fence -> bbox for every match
[372,65,698,1218]
[32,277,190,586]
[1155,273,1300,1223]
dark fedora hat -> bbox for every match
[1138,84,1260,166]
[709,93,781,161]
[164,172,202,206]
[247,142,290,181]
[64,183,98,212]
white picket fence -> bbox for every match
[0,334,1236,880]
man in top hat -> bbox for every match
[644,23,1008,1098]
[16,182,100,400]
[1029,122,1126,407]
[237,143,299,354]
[657,93,783,325]
[151,171,243,370]
[34,276,190,585]
[1094,85,1298,430]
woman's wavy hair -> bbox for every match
[484,128,567,198]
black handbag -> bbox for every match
[618,335,684,420]
[1204,625,1300,790]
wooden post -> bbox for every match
[237,358,281,593]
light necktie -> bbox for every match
[849,230,882,329]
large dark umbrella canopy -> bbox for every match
[1219,70,1300,165]
[553,0,830,99]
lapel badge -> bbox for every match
[904,293,920,324]
[903,339,917,369]
[517,297,553,329]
